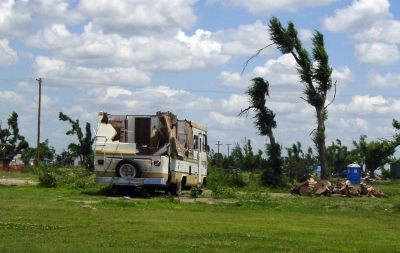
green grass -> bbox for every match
[1,172,400,252]
[0,170,39,181]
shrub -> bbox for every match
[210,185,237,199]
[207,167,246,189]
[381,168,390,180]
[190,187,199,198]
[57,167,97,190]
[38,164,58,188]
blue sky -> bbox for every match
[1,0,400,158]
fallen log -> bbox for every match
[291,179,387,198]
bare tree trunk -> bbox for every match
[316,108,328,179]
[267,126,276,145]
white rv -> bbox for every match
[94,111,208,195]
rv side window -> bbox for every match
[194,135,198,150]
[203,134,207,151]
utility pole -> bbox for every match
[216,141,222,154]
[226,143,232,157]
[35,78,42,168]
[215,141,223,165]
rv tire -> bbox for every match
[116,160,141,179]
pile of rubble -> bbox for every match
[291,178,388,198]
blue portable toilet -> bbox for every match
[347,163,361,184]
[316,166,321,178]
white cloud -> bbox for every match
[218,54,298,89]
[206,111,245,130]
[0,39,18,67]
[172,29,231,70]
[334,95,400,118]
[218,71,244,88]
[230,0,338,15]
[298,29,313,41]
[37,94,59,108]
[354,43,400,65]
[367,71,400,88]
[25,24,81,50]
[353,20,400,44]
[105,87,133,98]
[82,85,214,117]
[252,54,298,86]
[27,23,231,72]
[323,0,391,32]
[219,94,249,114]
[332,66,354,92]
[217,20,273,55]
[60,105,95,122]
[78,0,197,36]
[0,0,83,37]
[328,117,369,135]
[0,90,25,106]
[31,56,151,86]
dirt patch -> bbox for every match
[0,178,38,186]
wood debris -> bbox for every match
[291,179,387,198]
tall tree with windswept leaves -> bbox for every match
[240,77,277,144]
[59,112,94,170]
[268,16,335,179]
[239,77,282,186]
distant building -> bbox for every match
[73,156,82,167]
[10,154,24,165]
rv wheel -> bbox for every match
[116,160,141,179]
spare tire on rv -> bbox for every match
[116,160,141,179]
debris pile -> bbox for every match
[290,178,388,198]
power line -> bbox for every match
[1,77,400,98]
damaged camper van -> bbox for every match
[93,111,208,195]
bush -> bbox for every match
[207,167,246,189]
[210,185,237,199]
[20,165,36,174]
[57,167,97,190]
[381,168,390,180]
[38,164,58,188]
[190,187,199,198]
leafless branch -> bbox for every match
[324,80,337,109]
[241,43,275,75]
[238,106,254,117]
[300,97,310,103]
[309,129,317,136]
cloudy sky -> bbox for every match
[1,0,400,158]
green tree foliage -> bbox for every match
[393,119,400,144]
[209,149,224,168]
[268,17,334,179]
[59,112,94,170]
[325,139,354,175]
[210,139,263,172]
[283,142,317,182]
[239,139,263,172]
[240,77,277,143]
[0,112,29,164]
[230,144,244,168]
[21,139,55,165]
[56,149,74,167]
[351,134,367,170]
[261,142,283,187]
[352,133,398,178]
[239,77,282,186]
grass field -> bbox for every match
[1,172,400,252]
